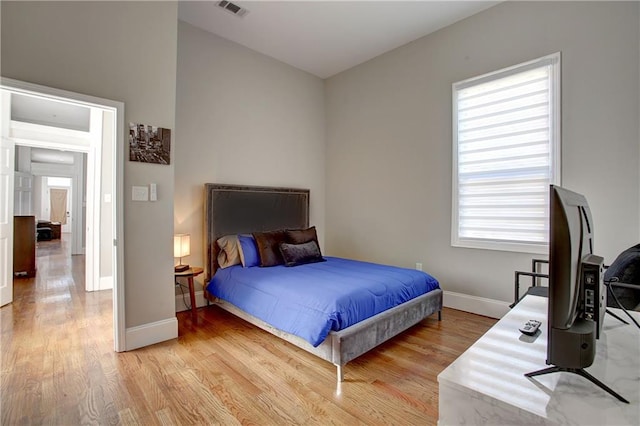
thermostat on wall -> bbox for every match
[132,186,149,201]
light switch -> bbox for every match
[149,183,157,201]
[104,194,112,203]
[132,186,149,201]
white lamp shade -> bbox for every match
[173,234,191,258]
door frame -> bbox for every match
[1,77,126,352]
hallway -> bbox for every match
[1,234,114,423]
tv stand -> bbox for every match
[525,366,629,404]
[438,295,639,425]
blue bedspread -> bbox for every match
[206,257,440,347]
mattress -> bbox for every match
[206,256,440,346]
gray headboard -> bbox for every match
[204,183,310,282]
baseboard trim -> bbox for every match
[175,290,208,313]
[443,291,510,319]
[99,275,113,291]
[125,317,178,351]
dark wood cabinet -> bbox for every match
[13,216,36,277]
[50,222,61,240]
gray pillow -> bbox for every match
[279,240,325,267]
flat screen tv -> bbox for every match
[548,184,597,367]
[525,185,628,403]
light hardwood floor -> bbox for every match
[1,236,497,425]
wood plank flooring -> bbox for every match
[1,236,497,425]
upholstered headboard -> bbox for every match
[204,183,310,282]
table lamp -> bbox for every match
[174,233,191,272]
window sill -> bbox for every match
[451,239,548,255]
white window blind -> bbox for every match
[452,53,560,253]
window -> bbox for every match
[452,53,560,254]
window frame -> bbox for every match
[451,52,561,254]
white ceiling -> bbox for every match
[11,94,90,132]
[178,1,499,79]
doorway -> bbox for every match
[0,78,125,351]
[48,185,69,229]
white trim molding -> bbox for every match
[98,276,113,291]
[125,318,178,351]
[443,291,510,319]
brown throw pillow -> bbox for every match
[252,230,286,267]
[286,226,319,245]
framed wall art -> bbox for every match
[129,122,171,165]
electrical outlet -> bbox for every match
[415,262,423,271]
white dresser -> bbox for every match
[438,295,639,425]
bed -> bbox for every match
[203,183,443,382]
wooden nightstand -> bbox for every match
[174,266,203,317]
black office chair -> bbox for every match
[605,243,640,311]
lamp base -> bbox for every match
[175,264,189,272]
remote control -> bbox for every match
[519,320,541,336]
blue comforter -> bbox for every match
[206,257,440,347]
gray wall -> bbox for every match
[3,1,638,325]
[325,1,640,305]
[174,21,326,292]
[1,1,178,329]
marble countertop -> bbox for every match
[438,295,639,425]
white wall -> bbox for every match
[1,1,178,337]
[325,1,640,311]
[174,22,326,295]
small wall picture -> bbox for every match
[129,122,171,165]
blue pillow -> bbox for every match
[238,235,260,267]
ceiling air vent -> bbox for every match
[217,1,249,18]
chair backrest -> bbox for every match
[605,243,640,310]
[605,244,640,284]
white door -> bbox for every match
[1,87,14,307]
[14,171,33,215]
[0,136,15,307]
